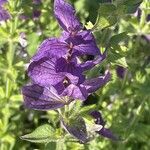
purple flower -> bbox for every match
[0,0,7,5]
[22,0,110,110]
[62,70,110,101]
[28,57,84,87]
[22,84,72,110]
[61,117,88,143]
[33,31,101,62]
[32,0,104,66]
[27,56,110,101]
[116,66,126,79]
[54,0,82,34]
[90,111,118,140]
[0,0,10,21]
[21,0,115,143]
[33,9,41,19]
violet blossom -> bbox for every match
[21,0,114,143]
[22,0,110,112]
[0,0,10,21]
[33,9,41,19]
[90,111,118,140]
[116,65,126,79]
[22,0,110,110]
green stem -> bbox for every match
[7,40,15,67]
[124,97,147,142]
[5,79,11,98]
[139,9,146,31]
[117,98,147,150]
[121,70,128,89]
[91,12,100,31]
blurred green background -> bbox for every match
[0,0,150,149]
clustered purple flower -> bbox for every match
[0,0,10,21]
[22,0,114,142]
[22,0,110,110]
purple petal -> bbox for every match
[134,8,141,20]
[83,71,111,93]
[90,111,118,140]
[97,128,118,140]
[65,73,79,85]
[62,84,88,100]
[32,38,68,61]
[28,58,65,86]
[73,31,100,56]
[90,111,105,126]
[66,30,100,56]
[54,0,82,33]
[54,82,65,95]
[62,117,88,143]
[0,6,10,21]
[80,54,106,71]
[28,57,85,87]
[144,34,150,41]
[56,57,85,84]
[0,0,7,5]
[22,84,66,110]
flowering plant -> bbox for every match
[0,0,149,149]
[21,0,116,143]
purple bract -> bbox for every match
[90,111,118,140]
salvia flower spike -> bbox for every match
[22,0,114,143]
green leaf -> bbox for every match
[45,142,57,150]
[85,21,94,30]
[108,50,128,68]
[21,124,61,143]
[115,57,128,68]
[116,0,142,14]
[94,4,118,29]
[10,94,22,102]
[109,32,129,46]
[80,105,97,116]
[27,33,40,56]
[133,123,150,142]
[0,87,5,99]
